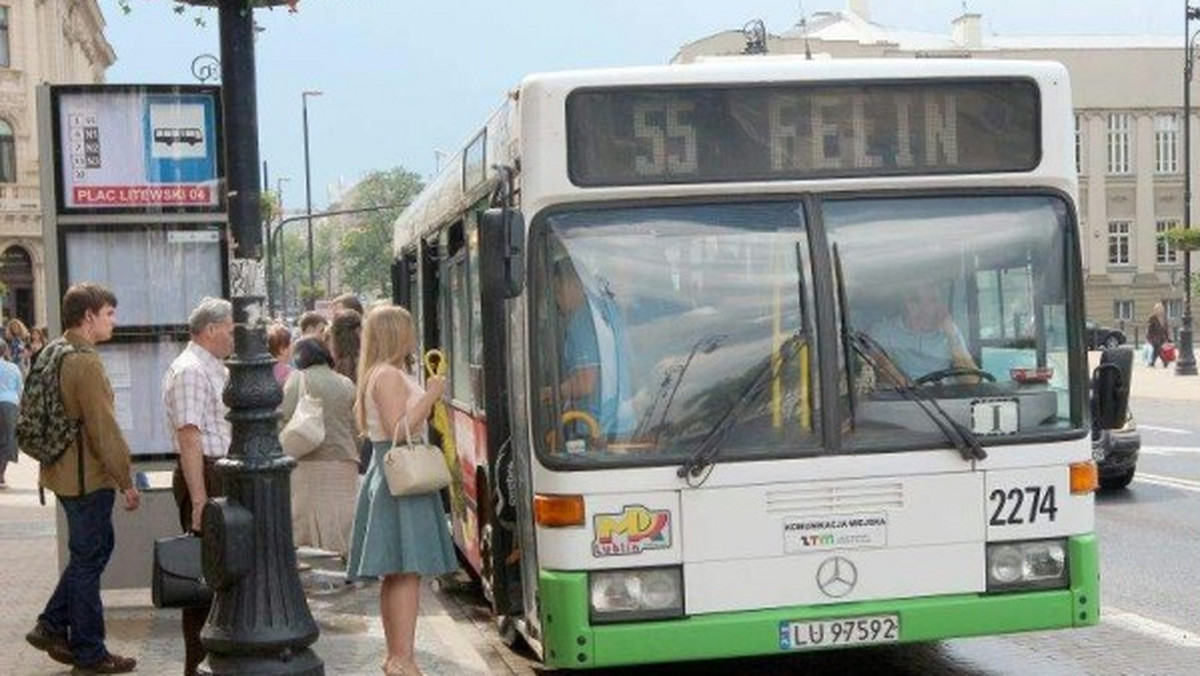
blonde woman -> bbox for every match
[5,318,29,372]
[346,305,456,676]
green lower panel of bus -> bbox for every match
[539,534,1098,670]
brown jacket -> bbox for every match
[39,328,134,496]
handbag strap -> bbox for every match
[391,413,417,447]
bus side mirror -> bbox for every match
[482,207,525,298]
[1092,346,1131,430]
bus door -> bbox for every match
[440,220,490,576]
[421,234,442,354]
[393,246,419,311]
[476,204,528,623]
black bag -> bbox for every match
[151,534,212,608]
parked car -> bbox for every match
[1093,410,1140,490]
[1085,321,1126,350]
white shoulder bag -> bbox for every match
[382,415,450,496]
[279,371,325,458]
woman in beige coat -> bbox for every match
[280,335,359,557]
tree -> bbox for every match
[1165,228,1200,298]
[337,168,422,300]
[117,0,299,27]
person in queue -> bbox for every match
[280,336,358,559]
[327,309,371,474]
[267,322,294,387]
[868,280,979,383]
[163,297,234,676]
[26,283,140,674]
[346,305,457,676]
[331,291,365,316]
[299,310,329,338]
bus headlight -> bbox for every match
[589,567,684,623]
[986,539,1068,592]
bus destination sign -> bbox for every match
[567,80,1040,186]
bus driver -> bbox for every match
[550,259,634,445]
[868,280,979,383]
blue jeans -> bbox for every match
[39,488,116,665]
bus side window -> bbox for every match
[467,214,485,409]
[444,222,474,408]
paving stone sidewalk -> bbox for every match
[0,459,526,676]
[1089,348,1200,402]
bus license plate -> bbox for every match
[778,614,899,651]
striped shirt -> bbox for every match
[163,341,231,458]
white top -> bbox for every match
[365,365,425,442]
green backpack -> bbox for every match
[17,337,88,465]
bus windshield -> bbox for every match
[530,194,1082,470]
[531,202,820,468]
[828,194,1081,450]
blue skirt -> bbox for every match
[346,440,458,579]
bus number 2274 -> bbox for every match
[988,485,1058,526]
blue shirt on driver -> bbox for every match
[868,314,968,379]
[561,294,634,438]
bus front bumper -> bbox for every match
[538,534,1098,670]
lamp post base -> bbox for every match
[200,649,323,676]
[1175,324,1198,375]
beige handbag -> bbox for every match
[279,372,325,458]
[382,415,450,496]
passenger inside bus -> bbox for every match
[867,279,979,384]
[550,258,635,445]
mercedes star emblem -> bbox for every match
[816,556,858,598]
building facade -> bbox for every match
[0,0,113,329]
[674,0,1196,345]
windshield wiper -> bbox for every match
[636,334,726,447]
[677,331,803,480]
[848,330,986,461]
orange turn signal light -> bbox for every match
[534,494,585,528]
[1070,461,1099,494]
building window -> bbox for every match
[1166,299,1183,320]
[1155,114,1179,174]
[1156,218,1180,264]
[0,7,8,69]
[1113,300,1134,322]
[0,119,14,183]
[1106,113,1131,174]
[1107,220,1131,265]
[1075,114,1083,174]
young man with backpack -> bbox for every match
[22,283,141,675]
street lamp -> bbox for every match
[1179,3,1199,375]
[266,177,289,316]
[190,1,322,674]
[302,90,322,307]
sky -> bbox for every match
[100,1,1184,210]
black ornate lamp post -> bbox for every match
[183,1,324,674]
[1179,3,1199,375]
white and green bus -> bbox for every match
[390,58,1131,670]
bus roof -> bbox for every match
[519,57,1067,90]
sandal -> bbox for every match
[381,657,407,676]
[381,656,423,676]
